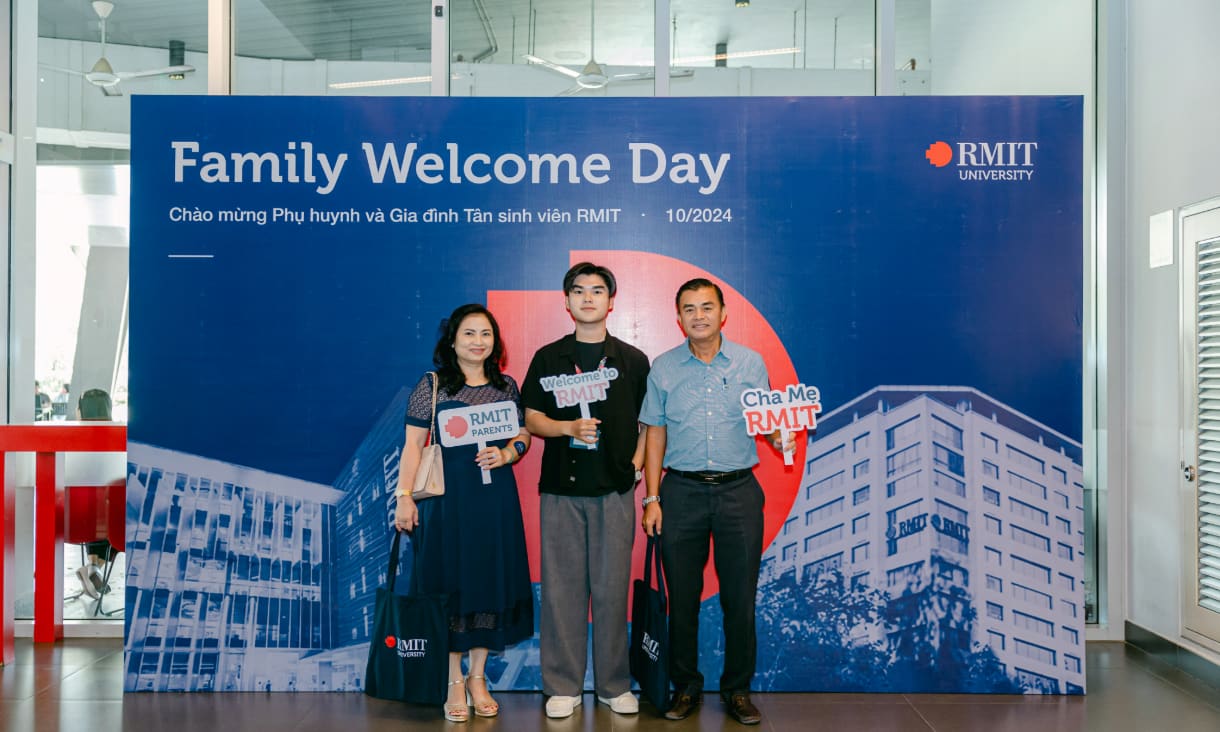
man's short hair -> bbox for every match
[675,278,725,309]
[563,262,617,298]
[78,389,112,420]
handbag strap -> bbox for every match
[643,534,666,597]
[385,528,426,595]
[427,371,438,445]
[386,530,404,593]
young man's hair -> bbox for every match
[674,278,725,309]
[562,262,617,298]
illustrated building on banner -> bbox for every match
[760,387,1085,694]
[124,389,543,692]
[123,446,343,692]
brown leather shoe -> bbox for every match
[723,693,761,725]
[663,689,701,720]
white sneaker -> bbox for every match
[597,692,639,714]
[545,694,582,718]
[76,565,100,600]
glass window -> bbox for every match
[804,552,844,580]
[930,415,963,449]
[886,561,925,591]
[885,416,920,451]
[886,444,921,476]
[806,498,845,526]
[1014,639,1056,666]
[805,524,844,553]
[1007,445,1046,476]
[1009,471,1047,500]
[807,470,846,500]
[1011,555,1052,585]
[1010,497,1049,526]
[235,0,431,96]
[1012,582,1053,610]
[886,500,926,556]
[809,444,845,474]
[988,630,1006,651]
[851,543,869,563]
[852,514,868,534]
[670,0,875,97]
[1012,610,1054,638]
[1010,525,1051,553]
[932,470,965,498]
[886,471,921,499]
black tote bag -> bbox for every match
[364,530,449,705]
[630,535,671,712]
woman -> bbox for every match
[393,304,533,722]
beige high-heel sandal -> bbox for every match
[466,674,499,718]
[444,678,470,722]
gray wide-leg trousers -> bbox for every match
[540,490,636,698]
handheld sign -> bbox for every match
[740,383,822,466]
[539,367,619,450]
[437,401,519,484]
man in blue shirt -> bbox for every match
[640,278,791,725]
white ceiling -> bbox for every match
[36,0,931,70]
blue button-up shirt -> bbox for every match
[639,337,770,471]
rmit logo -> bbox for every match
[955,141,1038,167]
[444,414,468,439]
[925,141,952,167]
[927,140,1038,180]
[640,631,660,662]
[385,635,429,658]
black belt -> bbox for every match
[668,468,753,485]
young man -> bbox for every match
[521,262,650,718]
[640,278,792,726]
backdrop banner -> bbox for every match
[126,95,1084,695]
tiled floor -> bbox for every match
[2,640,1219,731]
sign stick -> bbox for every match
[577,402,596,450]
[478,440,491,484]
[781,428,794,466]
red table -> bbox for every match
[0,422,127,661]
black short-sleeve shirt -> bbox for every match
[521,333,650,497]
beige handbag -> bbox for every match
[411,372,445,500]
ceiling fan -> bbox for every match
[40,1,195,97]
[524,0,692,96]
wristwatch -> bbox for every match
[634,468,644,483]
[642,495,660,507]
[512,440,528,462]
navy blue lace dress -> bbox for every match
[403,373,533,652]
